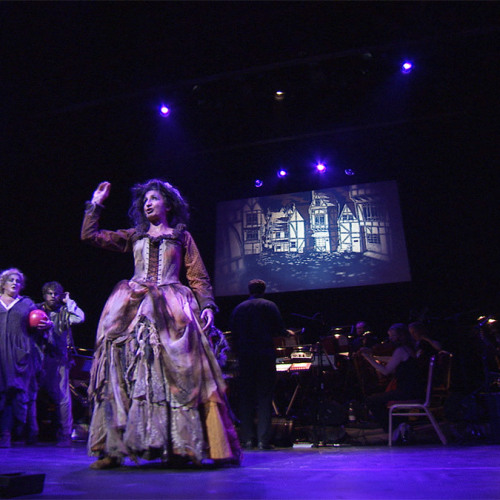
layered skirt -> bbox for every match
[87,280,240,464]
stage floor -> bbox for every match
[1,441,500,499]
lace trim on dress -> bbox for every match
[131,223,186,245]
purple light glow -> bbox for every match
[255,179,263,188]
[277,169,288,178]
[316,163,326,173]
[401,61,413,74]
[159,105,170,116]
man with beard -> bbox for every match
[34,282,85,446]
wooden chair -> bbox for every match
[388,353,452,446]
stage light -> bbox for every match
[277,169,288,178]
[400,61,413,74]
[274,90,285,102]
[345,169,355,176]
[315,162,326,173]
[254,179,263,188]
[159,104,170,117]
[478,315,497,325]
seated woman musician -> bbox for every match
[360,323,424,432]
[408,321,443,358]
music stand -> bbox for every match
[287,313,344,446]
[310,338,339,447]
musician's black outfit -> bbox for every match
[230,293,286,449]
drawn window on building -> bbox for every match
[246,229,259,241]
[290,241,296,249]
[342,213,355,221]
[316,237,327,252]
[366,233,381,244]
[315,214,325,226]
[246,212,259,226]
[362,204,381,221]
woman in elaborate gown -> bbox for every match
[81,180,240,469]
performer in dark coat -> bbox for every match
[0,268,48,447]
[230,279,287,449]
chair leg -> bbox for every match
[388,410,393,447]
[424,409,447,445]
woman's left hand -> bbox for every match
[37,318,53,330]
[201,308,214,332]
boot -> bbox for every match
[89,456,122,470]
[0,431,11,448]
[56,435,72,447]
[25,432,39,446]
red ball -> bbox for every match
[29,309,49,328]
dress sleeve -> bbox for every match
[80,202,135,252]
[182,230,218,312]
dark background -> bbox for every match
[1,2,499,348]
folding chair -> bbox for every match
[388,355,450,446]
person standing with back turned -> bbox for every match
[230,279,287,450]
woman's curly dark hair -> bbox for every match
[128,179,189,231]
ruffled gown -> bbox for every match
[81,203,240,464]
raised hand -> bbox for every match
[91,181,111,205]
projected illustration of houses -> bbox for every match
[215,181,410,296]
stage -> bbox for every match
[2,441,500,499]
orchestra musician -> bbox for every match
[360,323,423,432]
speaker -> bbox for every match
[0,473,45,498]
[271,417,294,447]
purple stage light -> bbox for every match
[401,61,413,74]
[345,169,355,176]
[159,105,170,117]
[254,179,263,188]
[316,163,326,173]
[277,169,288,178]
